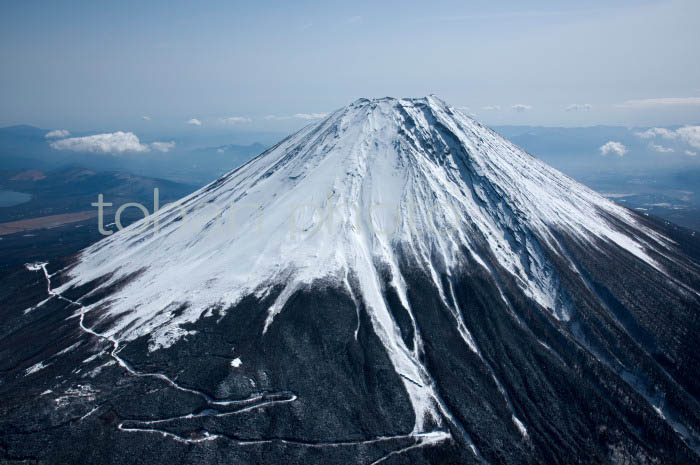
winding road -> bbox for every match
[29,262,453,464]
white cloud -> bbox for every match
[263,114,290,121]
[676,126,700,149]
[634,127,677,139]
[293,112,328,120]
[600,141,627,157]
[44,129,70,139]
[482,105,501,111]
[142,115,152,121]
[264,112,328,121]
[684,150,697,157]
[511,104,532,112]
[649,143,674,153]
[565,103,592,112]
[50,132,147,153]
[150,141,176,152]
[634,125,700,149]
[187,118,202,126]
[220,116,252,124]
[618,97,700,109]
[216,148,225,154]
[50,131,174,154]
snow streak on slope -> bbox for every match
[58,96,673,432]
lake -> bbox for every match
[0,190,32,207]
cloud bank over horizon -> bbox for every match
[634,125,700,154]
[512,104,532,112]
[220,116,252,124]
[566,104,592,112]
[263,112,329,121]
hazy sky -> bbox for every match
[1,0,699,131]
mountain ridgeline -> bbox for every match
[1,96,699,464]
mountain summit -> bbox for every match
[5,96,700,464]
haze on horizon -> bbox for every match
[1,0,699,133]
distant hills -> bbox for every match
[0,165,197,269]
[0,125,267,185]
[0,166,195,223]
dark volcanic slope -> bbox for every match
[1,97,699,465]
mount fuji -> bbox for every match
[2,96,699,464]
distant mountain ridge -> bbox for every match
[0,124,267,184]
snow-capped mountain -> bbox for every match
[58,96,675,351]
[3,96,700,464]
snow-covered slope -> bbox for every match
[58,95,684,435]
